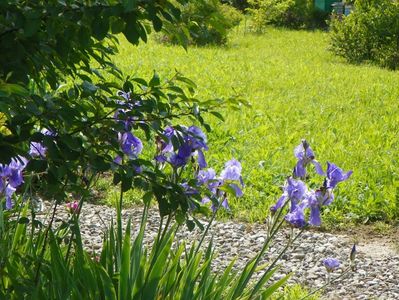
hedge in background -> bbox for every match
[160,0,243,46]
[247,0,328,31]
[330,0,399,70]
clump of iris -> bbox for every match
[271,140,353,228]
[0,156,28,209]
[155,125,208,169]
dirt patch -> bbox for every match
[332,225,399,259]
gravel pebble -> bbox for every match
[36,202,399,299]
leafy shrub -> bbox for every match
[222,0,250,11]
[330,0,399,70]
[247,0,328,31]
[160,0,244,46]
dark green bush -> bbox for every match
[161,0,243,46]
[247,0,328,31]
[330,0,399,70]
[222,0,250,11]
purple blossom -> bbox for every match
[325,162,353,189]
[197,168,217,185]
[185,126,208,151]
[271,178,307,213]
[118,132,143,158]
[169,143,192,167]
[323,258,340,272]
[285,206,307,228]
[0,156,28,210]
[156,125,208,169]
[29,142,47,158]
[29,128,55,158]
[293,140,324,178]
[8,156,28,188]
[220,159,242,182]
[302,189,334,226]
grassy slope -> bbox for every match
[112,28,399,225]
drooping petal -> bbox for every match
[270,194,288,213]
[197,150,207,169]
[312,160,325,176]
[229,183,243,197]
[221,198,230,210]
[309,206,321,226]
[5,185,16,210]
[293,160,306,178]
[285,207,307,228]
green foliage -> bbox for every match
[0,192,299,299]
[160,0,243,45]
[115,29,399,224]
[0,0,246,222]
[330,0,399,70]
[247,0,328,31]
[222,0,250,11]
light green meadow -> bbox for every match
[111,27,399,226]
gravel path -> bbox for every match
[40,202,399,299]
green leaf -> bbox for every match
[260,273,291,299]
[210,111,225,121]
[92,16,109,40]
[123,0,137,12]
[82,81,99,94]
[111,17,126,34]
[152,16,163,32]
[123,14,140,45]
[0,83,29,97]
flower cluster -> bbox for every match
[66,200,80,214]
[198,159,244,212]
[0,156,28,209]
[114,91,143,162]
[271,140,353,227]
[155,125,208,169]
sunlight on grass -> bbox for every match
[111,27,399,225]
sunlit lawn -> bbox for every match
[110,27,399,226]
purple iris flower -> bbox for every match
[220,159,244,197]
[271,177,307,213]
[29,142,47,158]
[185,126,208,151]
[169,143,192,168]
[185,126,208,169]
[197,168,217,185]
[8,156,28,188]
[323,258,340,272]
[285,206,307,228]
[293,140,324,178]
[0,156,28,210]
[220,159,242,182]
[325,162,353,189]
[118,132,143,158]
[29,128,55,158]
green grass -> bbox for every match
[110,27,399,225]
